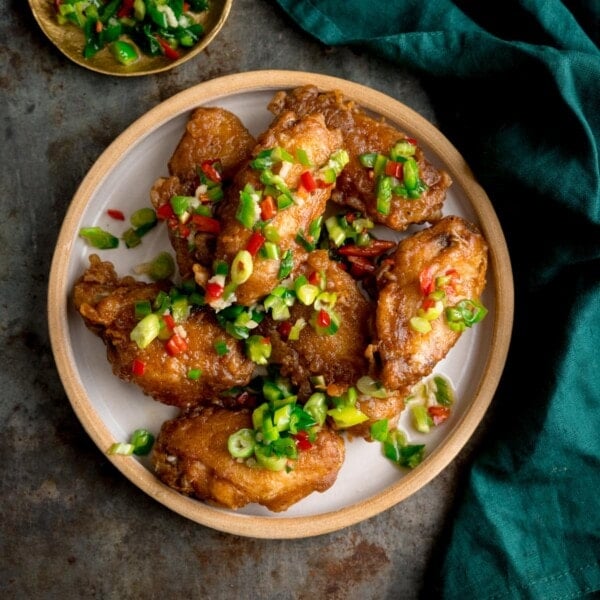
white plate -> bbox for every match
[48,70,513,538]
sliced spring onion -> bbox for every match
[403,158,419,191]
[327,405,369,428]
[130,207,157,229]
[261,241,280,260]
[383,431,425,468]
[303,392,327,426]
[107,428,154,457]
[356,376,388,399]
[411,404,433,433]
[294,277,319,306]
[79,226,119,249]
[227,428,256,459]
[433,375,454,406]
[214,340,229,356]
[187,368,202,380]
[254,445,287,471]
[130,429,155,455]
[295,148,311,166]
[130,313,161,348]
[376,176,393,215]
[390,139,416,159]
[325,215,347,247]
[417,299,445,321]
[278,249,294,279]
[236,184,260,228]
[370,419,389,442]
[134,300,152,319]
[288,317,306,341]
[230,250,253,285]
[410,316,432,334]
[245,335,271,365]
[107,442,135,456]
[134,251,175,281]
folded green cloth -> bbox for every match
[276,1,600,597]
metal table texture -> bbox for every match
[1,1,493,598]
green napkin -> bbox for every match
[276,1,600,597]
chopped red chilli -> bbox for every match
[107,209,126,221]
[156,35,181,60]
[191,214,221,234]
[246,232,266,257]
[156,203,175,220]
[165,333,188,356]
[200,160,222,183]
[131,358,146,376]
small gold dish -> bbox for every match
[29,0,232,76]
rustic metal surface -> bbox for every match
[1,1,492,597]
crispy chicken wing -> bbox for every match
[260,250,373,398]
[268,85,452,231]
[150,108,256,280]
[214,111,344,306]
[152,406,345,512]
[375,216,488,395]
[72,255,255,409]
[167,106,255,184]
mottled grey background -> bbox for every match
[1,1,493,597]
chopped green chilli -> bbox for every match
[358,137,429,212]
[79,226,119,249]
[107,428,154,456]
[53,0,210,65]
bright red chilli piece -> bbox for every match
[107,209,125,221]
[317,309,331,328]
[131,358,146,376]
[294,430,313,451]
[246,232,266,257]
[157,203,175,220]
[200,160,222,183]
[166,334,188,356]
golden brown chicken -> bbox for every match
[375,216,488,395]
[342,217,488,437]
[268,85,452,231]
[260,250,373,399]
[213,110,344,306]
[149,107,256,280]
[72,255,255,409]
[152,406,345,512]
[168,106,256,184]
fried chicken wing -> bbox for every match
[268,85,452,231]
[214,111,344,306]
[260,250,373,398]
[150,108,256,280]
[73,255,255,409]
[152,406,345,512]
[375,216,488,394]
[168,106,255,184]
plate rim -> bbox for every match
[47,69,514,538]
[28,0,232,77]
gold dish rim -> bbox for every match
[48,70,514,538]
[29,0,232,76]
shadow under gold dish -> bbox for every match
[29,0,232,76]
[48,70,514,538]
